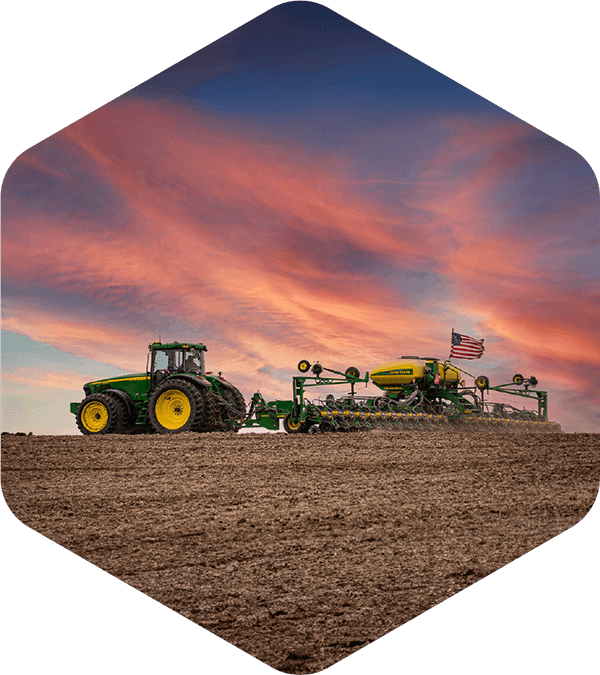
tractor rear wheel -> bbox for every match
[204,390,223,431]
[217,386,247,431]
[77,393,124,435]
[149,380,204,434]
[195,388,217,432]
[225,386,246,418]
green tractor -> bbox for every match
[70,341,246,435]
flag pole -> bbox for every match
[442,327,453,386]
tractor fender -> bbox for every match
[204,375,238,393]
[216,379,237,391]
[105,389,137,420]
[166,373,211,389]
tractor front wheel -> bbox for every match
[77,393,124,435]
[149,380,204,434]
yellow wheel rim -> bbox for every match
[155,389,191,430]
[287,417,303,430]
[81,401,109,433]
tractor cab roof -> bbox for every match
[148,341,207,352]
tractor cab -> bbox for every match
[148,341,207,387]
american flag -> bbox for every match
[450,331,485,360]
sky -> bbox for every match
[2,1,599,436]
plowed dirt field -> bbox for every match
[2,430,599,673]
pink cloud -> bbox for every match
[3,100,447,355]
[2,367,106,393]
[3,99,598,430]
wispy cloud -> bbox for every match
[2,98,598,431]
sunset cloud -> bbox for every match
[3,24,598,434]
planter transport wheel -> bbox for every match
[283,412,307,433]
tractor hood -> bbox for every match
[83,373,150,397]
[84,373,149,388]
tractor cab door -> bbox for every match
[183,349,204,375]
[167,350,184,372]
[151,349,182,388]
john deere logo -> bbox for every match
[388,368,413,375]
